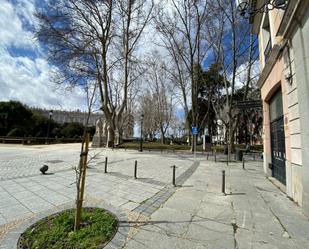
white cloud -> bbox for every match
[0,0,36,49]
[233,60,260,89]
[0,0,88,111]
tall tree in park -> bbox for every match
[194,64,225,141]
[113,0,154,144]
[0,101,33,136]
[35,0,153,147]
[140,52,176,144]
[207,0,258,155]
[154,0,211,148]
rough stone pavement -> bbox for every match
[123,159,309,249]
[0,144,309,249]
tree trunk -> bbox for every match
[106,117,115,148]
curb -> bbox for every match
[0,202,129,249]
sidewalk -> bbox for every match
[123,158,309,249]
[0,147,308,249]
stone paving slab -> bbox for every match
[0,144,195,248]
[124,159,309,249]
[0,144,309,249]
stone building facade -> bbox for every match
[250,0,309,216]
[31,108,102,126]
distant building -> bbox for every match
[249,0,309,215]
[31,108,102,126]
[212,119,225,144]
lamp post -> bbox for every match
[236,0,287,18]
[47,110,53,144]
[139,114,144,152]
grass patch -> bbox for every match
[118,142,263,152]
[18,208,118,249]
[118,142,194,151]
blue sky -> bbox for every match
[0,0,259,115]
[0,0,88,111]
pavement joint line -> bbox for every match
[90,169,167,187]
[3,176,74,210]
[0,168,74,181]
[132,161,200,217]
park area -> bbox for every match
[0,143,309,249]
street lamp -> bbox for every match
[236,0,287,18]
[139,114,144,152]
[46,110,53,144]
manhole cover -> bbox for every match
[45,160,64,164]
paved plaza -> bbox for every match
[0,144,309,248]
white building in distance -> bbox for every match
[31,107,102,126]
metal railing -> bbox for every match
[0,136,82,145]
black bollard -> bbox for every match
[207,153,209,160]
[222,170,225,194]
[227,153,229,166]
[242,157,245,170]
[253,154,256,161]
[134,160,137,179]
[215,152,217,162]
[171,165,177,187]
[104,157,108,173]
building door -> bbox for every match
[269,89,286,185]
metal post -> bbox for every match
[227,152,229,166]
[207,153,209,160]
[253,154,256,160]
[194,134,196,161]
[46,110,53,144]
[139,114,144,152]
[172,165,176,186]
[134,160,137,179]
[242,157,245,170]
[215,152,217,162]
[222,170,225,194]
[104,157,108,173]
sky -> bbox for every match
[0,0,259,114]
[0,0,88,111]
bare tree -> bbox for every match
[36,0,153,147]
[113,0,154,144]
[139,51,176,143]
[154,0,211,149]
[208,0,258,156]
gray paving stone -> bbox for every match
[10,190,35,200]
[0,204,32,221]
[163,195,201,214]
[1,145,308,249]
[120,201,139,211]
[0,196,20,208]
[0,214,7,225]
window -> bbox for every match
[262,12,271,63]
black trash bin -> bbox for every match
[236,149,243,161]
